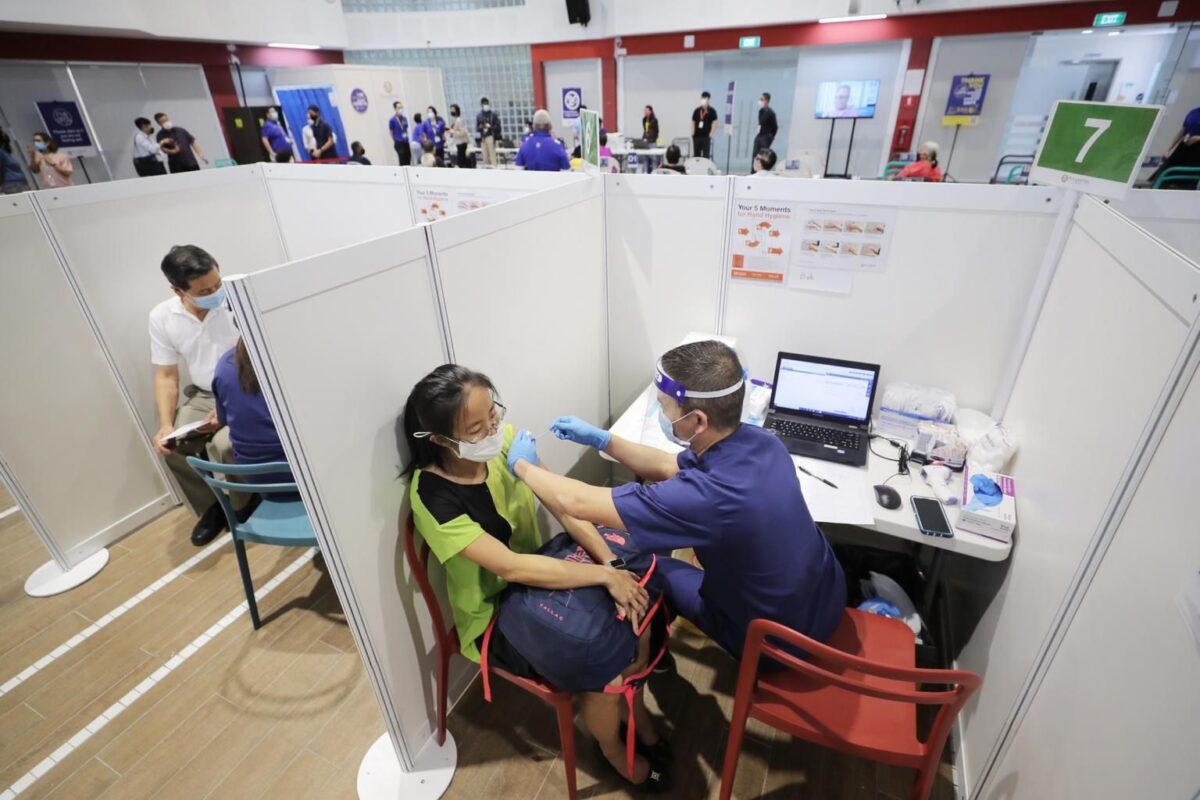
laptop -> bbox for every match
[764,352,881,467]
[630,139,651,150]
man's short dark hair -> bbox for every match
[755,148,777,171]
[665,144,681,164]
[480,96,490,105]
[161,245,218,290]
[307,104,320,115]
[393,100,403,109]
[135,117,151,129]
[660,340,745,430]
[762,92,771,102]
[701,91,711,99]
[153,112,167,123]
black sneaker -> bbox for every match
[652,649,676,676]
[190,503,228,546]
[593,740,673,794]
[619,722,673,762]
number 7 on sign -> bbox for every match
[1075,118,1111,163]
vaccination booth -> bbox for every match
[1,158,1198,798]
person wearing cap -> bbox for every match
[504,339,847,663]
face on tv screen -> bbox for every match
[815,80,880,119]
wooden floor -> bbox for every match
[0,494,956,799]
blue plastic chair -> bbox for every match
[186,457,317,629]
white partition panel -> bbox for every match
[0,195,171,567]
[35,166,286,438]
[984,332,1200,799]
[1108,189,1200,265]
[605,173,731,415]
[720,180,1062,411]
[263,163,415,260]
[960,197,1200,797]
[227,227,449,768]
[430,177,609,485]
[407,167,586,224]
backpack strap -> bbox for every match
[603,598,672,778]
[480,611,499,703]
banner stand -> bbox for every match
[25,549,110,597]
[357,733,457,800]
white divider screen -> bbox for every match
[227,226,447,769]
[720,180,1063,412]
[1108,189,1200,265]
[960,197,1200,796]
[407,167,587,225]
[263,163,415,260]
[604,173,731,416]
[0,195,171,568]
[984,324,1200,799]
[428,176,609,487]
[35,166,287,437]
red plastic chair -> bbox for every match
[403,515,580,799]
[719,610,982,800]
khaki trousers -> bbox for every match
[481,135,497,166]
[163,387,247,517]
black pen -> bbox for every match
[796,464,838,489]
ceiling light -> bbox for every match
[268,42,321,49]
[818,14,888,23]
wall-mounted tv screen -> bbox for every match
[814,80,880,119]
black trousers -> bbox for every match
[753,133,775,156]
[133,156,166,177]
[455,143,469,168]
[693,136,712,159]
[393,140,411,166]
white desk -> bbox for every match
[606,384,1012,563]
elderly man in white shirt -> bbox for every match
[132,117,167,177]
[149,244,245,545]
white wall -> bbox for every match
[344,0,613,50]
[268,65,447,169]
[544,58,603,138]
[621,53,704,146]
[0,0,347,47]
[783,41,907,177]
[1149,28,1200,159]
[915,33,1032,183]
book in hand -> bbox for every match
[160,420,210,448]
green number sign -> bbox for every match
[1031,101,1161,199]
[579,108,601,169]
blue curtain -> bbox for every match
[275,85,349,162]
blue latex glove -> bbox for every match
[507,429,540,476]
[549,416,611,451]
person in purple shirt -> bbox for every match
[211,339,289,485]
[504,339,847,663]
[388,100,411,166]
[418,106,447,163]
[515,109,570,172]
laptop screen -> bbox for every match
[771,354,879,425]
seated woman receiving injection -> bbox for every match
[404,365,672,792]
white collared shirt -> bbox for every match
[148,296,239,391]
[134,130,162,159]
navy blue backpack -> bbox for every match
[483,528,670,777]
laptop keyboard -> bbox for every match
[769,418,861,451]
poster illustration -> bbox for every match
[413,187,452,222]
[730,200,794,283]
[792,205,896,274]
[943,74,990,126]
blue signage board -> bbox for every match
[35,101,95,154]
[943,74,990,119]
[562,87,582,120]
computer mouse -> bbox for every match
[873,484,902,510]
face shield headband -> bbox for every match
[654,361,744,401]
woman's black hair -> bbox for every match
[402,364,497,476]
[450,103,461,116]
[644,105,655,116]
[32,131,58,152]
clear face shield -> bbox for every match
[653,362,744,447]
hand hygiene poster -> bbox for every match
[731,201,897,294]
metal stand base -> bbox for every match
[25,549,110,597]
[357,731,457,800]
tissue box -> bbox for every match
[957,468,1017,542]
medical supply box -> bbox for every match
[957,468,1017,542]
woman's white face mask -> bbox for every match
[450,427,504,462]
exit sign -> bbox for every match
[739,35,761,49]
[1093,11,1126,26]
